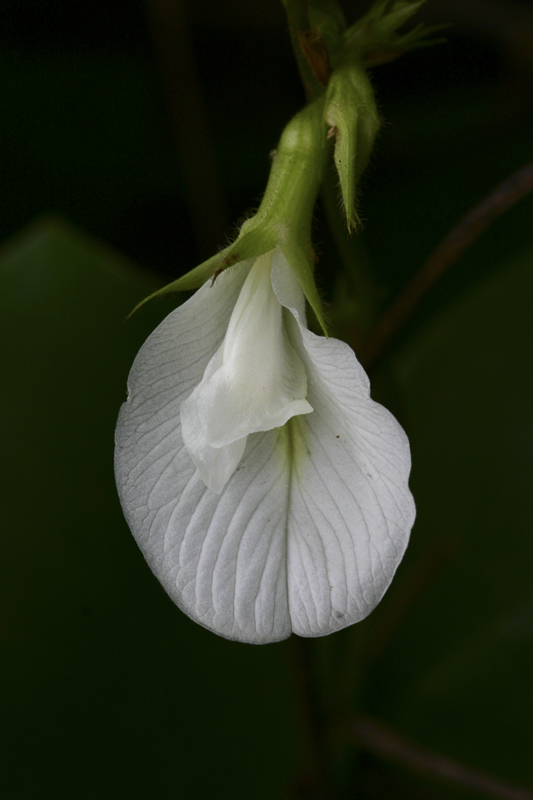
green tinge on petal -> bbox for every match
[280,415,311,483]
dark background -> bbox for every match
[2,1,533,798]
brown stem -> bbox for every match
[285,0,324,102]
[364,536,459,666]
[361,159,533,369]
[331,537,458,713]
[320,167,379,339]
[144,0,228,260]
[344,713,533,800]
[290,636,332,799]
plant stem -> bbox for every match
[343,713,533,800]
[361,159,533,369]
[144,0,228,260]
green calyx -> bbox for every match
[319,0,444,231]
[324,61,380,232]
[133,98,330,335]
[132,0,446,324]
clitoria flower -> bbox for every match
[115,247,415,643]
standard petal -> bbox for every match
[115,261,293,643]
[271,249,416,637]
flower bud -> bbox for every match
[324,62,380,232]
[341,0,447,68]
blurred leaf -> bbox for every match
[368,245,533,788]
[0,217,298,799]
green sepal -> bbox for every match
[281,239,328,336]
[129,223,281,316]
[324,63,380,231]
[128,248,229,315]
[369,0,425,34]
[341,0,448,67]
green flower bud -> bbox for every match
[324,61,380,232]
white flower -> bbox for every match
[115,247,415,644]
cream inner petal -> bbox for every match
[196,251,312,448]
[181,339,247,494]
[180,251,313,493]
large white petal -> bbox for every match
[271,249,416,636]
[115,261,292,643]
